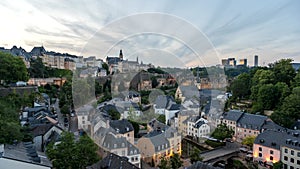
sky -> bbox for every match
[0,0,299,67]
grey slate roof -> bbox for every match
[127,142,140,156]
[222,110,244,122]
[154,95,175,109]
[102,133,127,150]
[237,113,267,130]
[254,129,300,151]
[109,119,134,134]
[143,131,170,152]
[148,119,169,131]
[178,85,199,99]
[87,153,139,169]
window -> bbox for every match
[284,156,288,161]
[290,167,294,169]
[122,150,125,156]
[270,156,273,161]
[291,150,294,155]
[131,157,134,161]
[285,148,288,153]
[249,130,251,133]
[270,150,273,154]
[291,158,294,163]
[114,144,117,148]
[259,147,262,151]
[298,152,300,157]
[259,153,262,157]
[297,160,300,165]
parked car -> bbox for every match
[16,81,27,87]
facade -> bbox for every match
[253,129,300,168]
[219,110,244,139]
[176,110,197,136]
[187,116,210,138]
[236,113,267,142]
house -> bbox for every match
[109,119,135,144]
[93,127,141,168]
[0,142,52,169]
[218,110,244,139]
[31,124,63,152]
[181,98,200,113]
[137,131,171,166]
[124,90,141,104]
[136,126,181,167]
[129,71,152,91]
[175,85,199,102]
[153,95,180,124]
[115,101,141,119]
[87,153,139,169]
[187,116,210,139]
[176,110,197,136]
[253,129,300,168]
[77,105,95,133]
[236,113,267,142]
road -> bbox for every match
[53,98,66,130]
[201,142,240,162]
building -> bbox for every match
[219,110,244,139]
[186,116,210,139]
[136,130,171,166]
[87,153,139,169]
[239,59,247,66]
[236,113,267,142]
[254,55,258,67]
[93,127,141,168]
[0,142,52,169]
[228,58,236,66]
[109,119,135,144]
[153,95,180,124]
[176,110,197,136]
[253,129,300,168]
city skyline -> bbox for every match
[0,0,299,67]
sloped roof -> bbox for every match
[237,113,267,130]
[143,131,170,152]
[222,110,244,122]
[154,95,175,109]
[109,119,134,134]
[87,153,139,169]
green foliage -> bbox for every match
[204,139,225,148]
[271,87,300,128]
[211,123,234,141]
[157,114,166,124]
[158,156,171,169]
[147,67,166,74]
[170,153,183,169]
[0,93,38,144]
[46,132,99,169]
[270,59,295,86]
[273,161,283,169]
[128,120,140,137]
[241,136,256,147]
[0,51,29,83]
[230,73,251,100]
[108,109,120,120]
[190,147,203,164]
[102,63,110,74]
[28,56,72,79]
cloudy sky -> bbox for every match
[0,0,299,67]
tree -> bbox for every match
[190,147,203,164]
[108,109,120,120]
[0,51,29,83]
[158,156,171,169]
[211,123,234,141]
[270,59,295,86]
[46,132,99,169]
[170,153,183,169]
[256,84,279,110]
[28,56,48,78]
[273,161,283,169]
[128,120,140,137]
[157,114,166,124]
[241,136,256,148]
[271,87,300,128]
[230,73,251,100]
